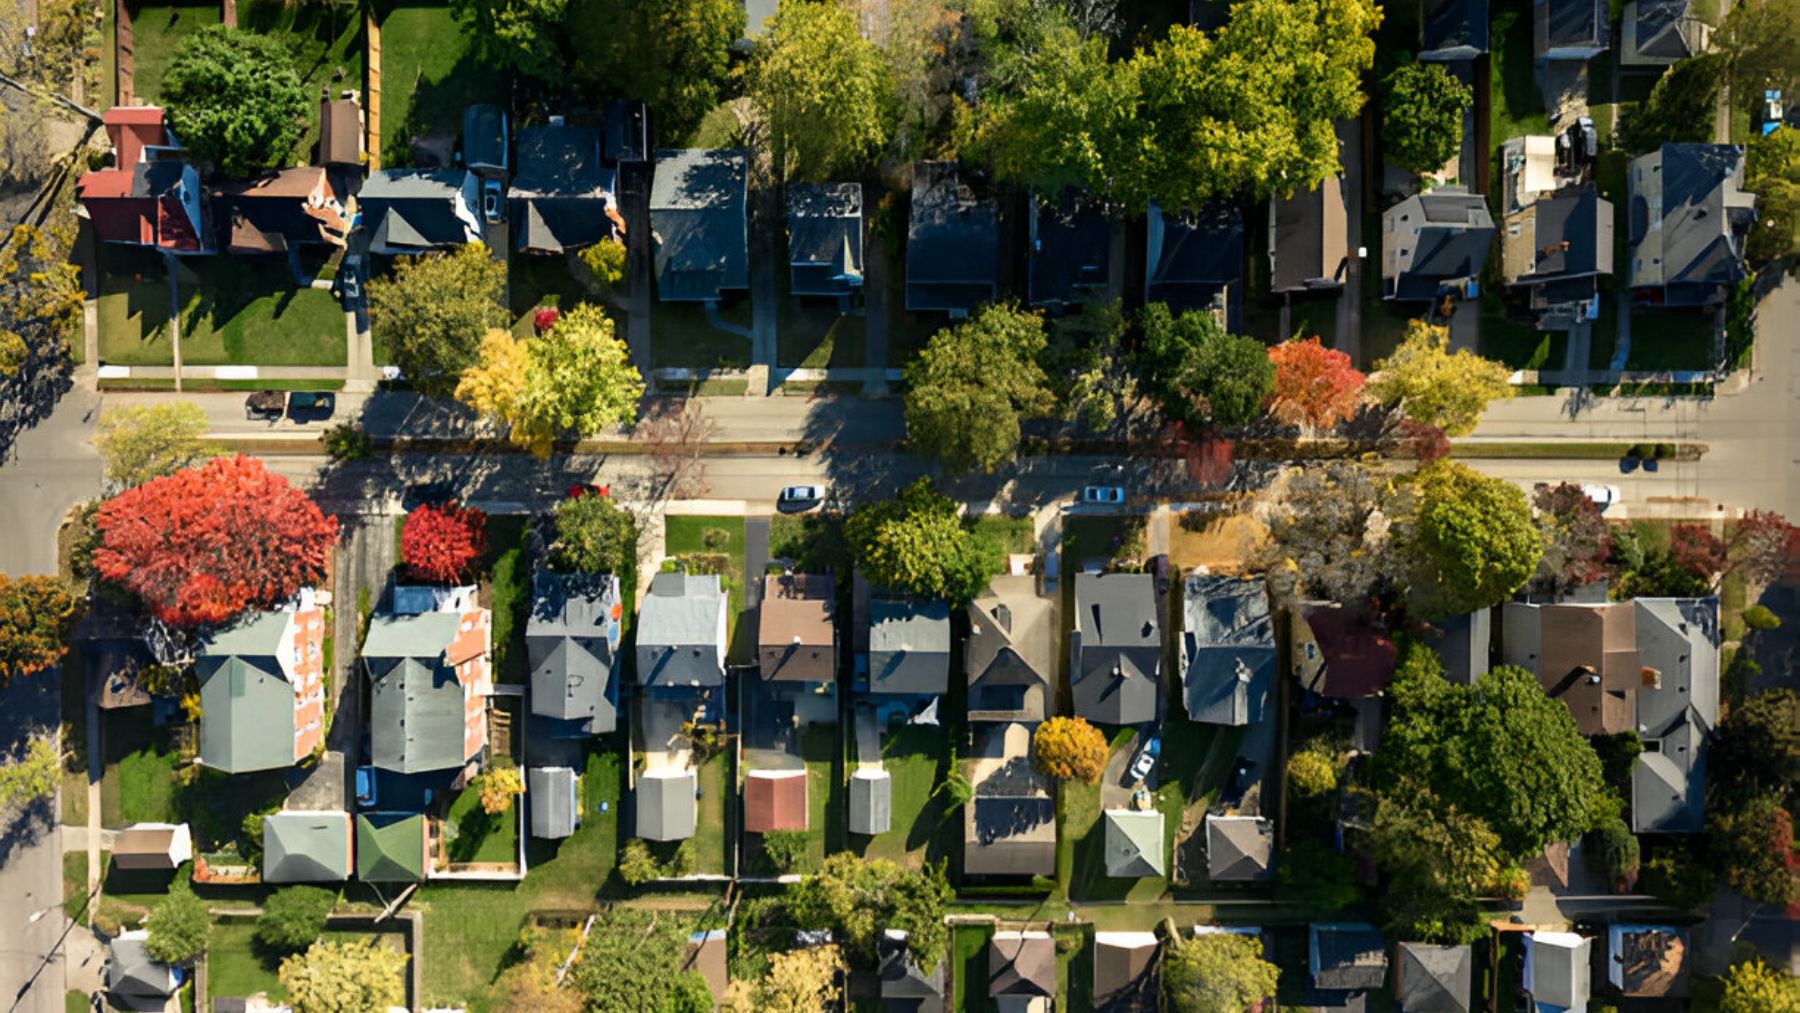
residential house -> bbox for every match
[637,768,698,842]
[759,574,836,690]
[77,106,208,253]
[510,122,620,255]
[744,768,807,834]
[867,596,951,710]
[1290,603,1398,699]
[1501,137,1614,326]
[195,607,327,774]
[1606,925,1689,998]
[1310,923,1389,1009]
[1523,932,1591,1013]
[358,169,482,255]
[1631,598,1719,833]
[526,572,622,737]
[1396,943,1474,1013]
[355,812,427,883]
[363,605,492,775]
[1420,0,1489,60]
[1205,814,1275,882]
[528,767,579,839]
[907,161,999,315]
[1182,574,1275,725]
[1270,131,1352,293]
[112,823,193,872]
[989,931,1057,1012]
[967,576,1056,724]
[1535,0,1609,58]
[787,182,864,296]
[1028,190,1111,310]
[880,929,945,1013]
[212,167,349,255]
[850,767,892,835]
[1627,143,1756,307]
[1382,187,1495,301]
[636,572,729,692]
[965,793,1056,877]
[1146,201,1244,321]
[1427,608,1491,685]
[1103,809,1165,878]
[1621,0,1709,65]
[319,94,364,167]
[106,932,183,1008]
[261,810,353,883]
[1501,600,1639,736]
[1071,573,1161,726]
[1093,932,1160,1013]
[650,148,749,303]
[463,104,508,177]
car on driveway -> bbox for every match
[1127,734,1161,784]
[778,485,826,512]
[355,766,377,809]
[1082,485,1126,505]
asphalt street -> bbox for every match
[0,666,70,1013]
[0,382,101,575]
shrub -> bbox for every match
[475,765,525,815]
[620,839,659,885]
[1640,844,1716,911]
[145,886,209,963]
[548,494,637,575]
[322,423,373,461]
[762,829,809,873]
[401,502,488,584]
[1286,742,1340,797]
[579,237,627,289]
[1629,443,1653,458]
[255,886,337,954]
[1654,443,1677,459]
[1743,604,1782,630]
[1587,818,1641,891]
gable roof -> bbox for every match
[637,572,727,687]
[1523,931,1590,1010]
[638,768,697,841]
[850,767,893,836]
[1146,202,1244,313]
[1631,597,1719,833]
[365,611,482,774]
[1104,809,1166,878]
[1627,0,1705,60]
[1073,573,1161,725]
[967,576,1055,722]
[1503,183,1615,286]
[1028,190,1111,308]
[108,932,181,1000]
[1501,601,1640,736]
[320,97,362,166]
[1397,943,1473,1013]
[881,929,946,1010]
[1183,575,1275,725]
[1383,188,1496,300]
[745,769,808,833]
[213,168,342,254]
[528,766,579,839]
[1606,925,1688,997]
[262,810,352,883]
[870,596,952,695]
[1310,923,1388,992]
[989,932,1057,997]
[1537,0,1609,52]
[359,169,481,252]
[527,573,621,735]
[1428,608,1491,686]
[1421,0,1490,58]
[510,124,616,254]
[462,104,507,171]
[759,573,836,683]
[1628,144,1755,305]
[1093,932,1160,1011]
[651,148,748,302]
[1271,146,1352,292]
[1293,603,1398,699]
[355,812,427,882]
[79,159,208,252]
[788,182,864,296]
[907,161,999,313]
[113,823,193,871]
[196,612,300,774]
[1206,814,1274,882]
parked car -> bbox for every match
[1127,734,1162,783]
[778,485,826,512]
[355,766,377,809]
[1581,483,1621,511]
[566,483,611,499]
[1082,485,1125,505]
[402,481,458,510]
[244,390,286,420]
[288,391,335,420]
[482,178,504,222]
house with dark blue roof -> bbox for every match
[359,169,483,255]
[1621,0,1709,65]
[1420,0,1489,60]
[1502,182,1614,327]
[651,148,749,303]
[463,104,508,177]
[510,122,618,255]
[1146,202,1244,321]
[787,182,864,297]
[1381,187,1495,301]
[906,161,998,316]
[1536,0,1609,59]
[1627,143,1756,307]
[1028,190,1111,310]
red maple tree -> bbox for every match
[401,502,488,584]
[1266,337,1367,431]
[94,455,338,628]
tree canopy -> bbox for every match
[1531,483,1614,597]
[0,729,62,814]
[255,886,337,954]
[1032,716,1108,784]
[785,853,953,971]
[0,224,82,378]
[1163,932,1280,1013]
[280,940,408,1013]
[1266,336,1367,431]
[146,886,210,964]
[1369,321,1513,436]
[903,303,1055,474]
[94,402,219,489]
[1719,958,1800,1013]
[726,944,843,1013]
[547,494,638,576]
[569,907,714,1013]
[1363,783,1502,943]
[750,0,891,180]
[845,478,1003,602]
[449,0,569,79]
[1709,689,1800,810]
[1745,126,1799,263]
[565,0,744,139]
[368,243,508,398]
[163,26,308,176]
[1382,61,1472,174]
[0,574,76,687]
[1138,303,1275,427]
[402,502,488,585]
[1709,795,1799,905]
[1400,461,1543,617]
[976,24,1130,193]
[1255,461,1396,605]
[457,306,644,451]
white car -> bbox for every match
[1581,483,1621,511]
[778,485,826,511]
[1082,486,1126,505]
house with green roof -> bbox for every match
[1103,808,1165,879]
[195,608,326,774]
[356,812,428,882]
[363,607,493,775]
[262,810,352,883]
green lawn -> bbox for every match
[768,514,851,575]
[971,515,1036,556]
[206,922,406,1001]
[375,3,504,166]
[776,283,868,368]
[101,712,179,828]
[484,515,529,684]
[1627,307,1715,371]
[509,254,606,336]
[96,247,346,367]
[122,0,220,103]
[63,851,90,924]
[694,748,732,875]
[797,724,842,873]
[238,0,364,164]
[1490,6,1551,145]
[1061,726,1169,903]
[1061,514,1145,573]
[444,783,519,864]
[852,724,954,867]
[1054,922,1091,1013]
[951,922,996,1013]
[1479,289,1567,370]
[664,515,749,659]
[650,298,754,370]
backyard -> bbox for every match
[443,779,520,865]
[1058,726,1169,904]
[205,921,407,1002]
[851,723,955,868]
[375,2,504,166]
[950,922,996,1013]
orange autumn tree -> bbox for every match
[1033,716,1109,784]
[401,502,489,584]
[1266,336,1367,431]
[94,455,338,628]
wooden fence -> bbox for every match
[365,11,381,169]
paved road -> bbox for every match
[0,666,71,1013]
[0,382,101,574]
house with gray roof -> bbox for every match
[1420,0,1489,60]
[965,793,1056,877]
[880,929,945,1013]
[868,597,951,699]
[1396,943,1473,1013]
[358,169,482,255]
[529,766,578,839]
[1182,575,1274,726]
[196,607,326,774]
[527,572,621,737]
[638,767,698,841]
[1028,190,1111,310]
[1631,597,1719,833]
[637,572,728,690]
[463,104,508,177]
[651,148,748,303]
[1535,0,1609,58]
[1270,134,1352,293]
[1383,188,1495,301]
[509,122,618,254]
[1500,178,1614,328]
[1206,814,1274,882]
[1523,931,1590,1013]
[1311,923,1388,998]
[1621,0,1709,64]
[967,576,1056,724]
[1628,144,1755,307]
[364,607,492,774]
[262,810,352,883]
[907,161,999,315]
[1146,201,1243,321]
[787,182,863,296]
[850,767,892,835]
[1072,573,1161,726]
[1104,809,1165,878]
[106,931,182,1007]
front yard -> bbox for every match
[664,515,749,660]
[649,298,754,370]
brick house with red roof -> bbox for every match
[77,107,210,254]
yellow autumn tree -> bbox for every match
[1367,321,1513,436]
[1032,716,1108,784]
[727,944,843,1013]
[453,307,643,454]
[476,765,525,815]
[279,939,407,1013]
[455,328,529,430]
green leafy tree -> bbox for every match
[255,886,337,954]
[1368,321,1513,436]
[1382,61,1472,174]
[1640,843,1717,911]
[367,243,507,397]
[1364,784,1502,943]
[1619,53,1725,153]
[1709,795,1799,905]
[1715,0,1800,101]
[580,237,628,289]
[548,494,638,575]
[1162,931,1279,1013]
[0,729,62,812]
[1745,126,1800,263]
[1587,817,1641,892]
[976,24,1133,193]
[1374,656,1608,858]
[784,852,952,971]
[146,885,210,964]
[845,478,1003,602]
[1400,461,1543,617]
[1710,689,1800,809]
[1719,958,1800,1013]
[94,403,218,489]
[565,0,744,139]
[619,838,660,885]
[750,0,890,180]
[1137,303,1275,427]
[280,939,408,1013]
[0,224,82,376]
[903,303,1055,473]
[571,907,728,1013]
[162,26,309,175]
[449,0,569,80]
[761,829,809,873]
[0,575,76,687]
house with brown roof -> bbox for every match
[967,576,1055,724]
[1093,931,1160,1012]
[1290,603,1398,699]
[212,168,350,255]
[112,823,193,872]
[1501,600,1639,735]
[758,573,837,691]
[989,931,1057,1012]
[319,95,364,167]
[77,107,209,254]
[1606,925,1688,998]
[744,768,808,834]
